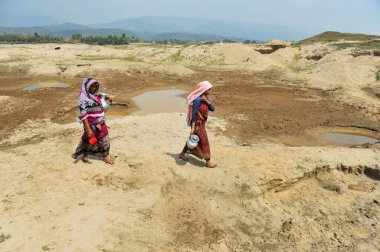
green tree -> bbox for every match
[72,34,82,41]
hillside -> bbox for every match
[0,22,241,42]
[301,31,380,43]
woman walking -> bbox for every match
[179,81,217,168]
[72,77,113,164]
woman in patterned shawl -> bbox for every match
[179,81,217,168]
[72,77,113,164]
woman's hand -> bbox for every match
[86,127,94,138]
[190,122,195,137]
[201,95,210,104]
[83,118,94,138]
[190,128,194,137]
[105,96,113,104]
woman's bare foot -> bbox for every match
[103,155,113,165]
[82,154,89,163]
[178,152,188,161]
[206,161,217,168]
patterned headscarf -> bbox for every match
[77,78,104,121]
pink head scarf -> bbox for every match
[186,81,213,126]
[186,81,212,104]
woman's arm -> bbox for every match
[201,95,215,111]
[190,122,195,137]
[191,98,201,123]
[190,99,200,137]
[83,118,94,137]
[207,103,215,112]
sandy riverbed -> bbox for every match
[0,42,379,251]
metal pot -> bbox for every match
[99,93,111,112]
[187,135,199,149]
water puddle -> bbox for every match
[320,132,379,145]
[132,89,187,115]
[22,81,70,90]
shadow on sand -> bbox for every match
[72,154,103,164]
[166,152,206,168]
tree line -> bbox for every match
[0,33,65,43]
[0,33,255,45]
[71,33,138,45]
[0,33,137,45]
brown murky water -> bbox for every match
[22,81,70,90]
[320,132,379,145]
[131,89,187,115]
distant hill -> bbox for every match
[0,23,246,42]
[0,23,137,38]
[0,26,53,36]
[94,16,322,41]
[0,15,324,42]
[301,31,380,43]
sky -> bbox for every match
[0,0,379,34]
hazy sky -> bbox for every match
[1,0,379,34]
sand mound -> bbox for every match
[210,43,261,64]
[149,64,195,75]
[269,47,299,65]
[306,63,377,89]
[173,45,223,65]
[27,62,61,76]
[209,43,281,70]
[265,39,292,46]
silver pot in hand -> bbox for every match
[99,93,111,112]
[187,135,199,149]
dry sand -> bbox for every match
[0,41,379,251]
[1,115,379,251]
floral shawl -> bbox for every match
[77,78,104,122]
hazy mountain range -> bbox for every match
[94,16,322,41]
[0,15,323,42]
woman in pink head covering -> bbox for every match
[72,77,113,164]
[179,81,217,168]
